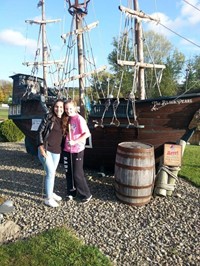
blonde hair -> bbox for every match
[65,99,78,112]
[62,99,78,136]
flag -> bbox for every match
[37,1,43,8]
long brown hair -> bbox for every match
[62,112,69,137]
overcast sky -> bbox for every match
[0,0,200,82]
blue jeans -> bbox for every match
[38,150,60,199]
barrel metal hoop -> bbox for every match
[115,162,154,170]
[115,179,153,189]
[115,198,151,206]
[115,190,151,199]
[117,145,153,153]
[116,151,153,159]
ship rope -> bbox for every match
[110,99,120,126]
[46,37,64,91]
[22,23,42,96]
[117,5,146,127]
[66,0,90,17]
[100,99,111,127]
[82,24,104,100]
[23,23,29,69]
[23,19,64,92]
[60,2,105,107]
[96,72,124,127]
[117,0,170,118]
[126,64,140,127]
[60,16,78,98]
[30,25,42,78]
[143,31,163,97]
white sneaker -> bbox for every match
[81,195,92,204]
[66,195,76,201]
[53,193,62,202]
[44,198,59,208]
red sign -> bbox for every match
[164,144,182,166]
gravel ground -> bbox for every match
[0,142,199,266]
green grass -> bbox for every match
[0,227,112,266]
[179,144,200,187]
[0,108,8,120]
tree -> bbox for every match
[107,37,136,98]
[89,71,116,101]
[148,49,185,97]
[0,90,5,103]
[0,80,12,103]
[143,30,172,64]
[143,32,185,97]
[181,55,200,93]
[107,31,185,98]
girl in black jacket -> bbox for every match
[37,99,64,207]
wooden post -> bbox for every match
[41,0,48,96]
[75,0,86,118]
[134,0,145,99]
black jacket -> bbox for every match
[37,113,56,147]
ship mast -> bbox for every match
[134,0,145,99]
[24,0,61,97]
[64,0,106,116]
[65,0,89,117]
[118,0,165,100]
[75,0,86,117]
[41,0,48,95]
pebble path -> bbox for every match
[0,142,199,265]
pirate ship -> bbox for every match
[9,0,200,171]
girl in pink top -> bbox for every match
[62,99,92,203]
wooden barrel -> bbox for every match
[114,142,155,206]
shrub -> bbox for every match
[0,119,24,142]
